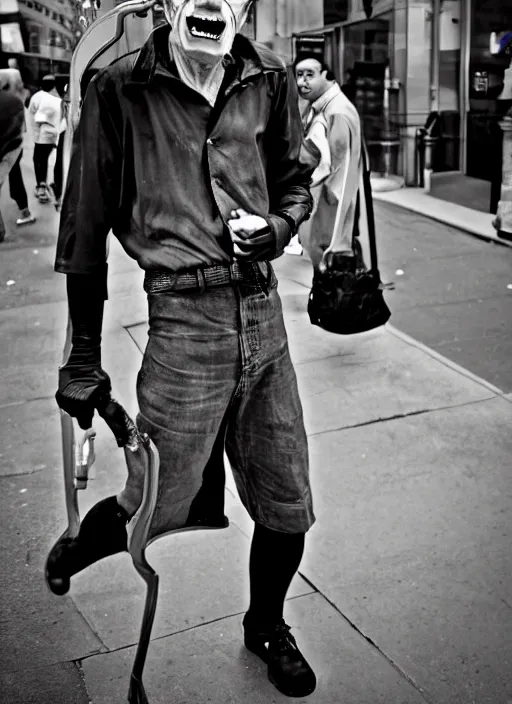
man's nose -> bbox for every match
[195,0,223,11]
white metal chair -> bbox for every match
[55,3,161,702]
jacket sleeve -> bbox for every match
[55,72,122,276]
[266,70,314,254]
[322,114,362,255]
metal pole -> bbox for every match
[459,0,471,174]
[430,0,441,113]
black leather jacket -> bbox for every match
[55,26,313,275]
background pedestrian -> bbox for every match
[0,69,36,241]
[28,74,61,204]
[292,53,363,270]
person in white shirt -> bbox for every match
[28,75,62,203]
[289,54,362,268]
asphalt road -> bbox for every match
[373,201,512,393]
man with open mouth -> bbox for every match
[50,0,318,698]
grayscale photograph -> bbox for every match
[0,0,511,702]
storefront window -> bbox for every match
[466,0,512,181]
[342,18,392,171]
[435,0,462,171]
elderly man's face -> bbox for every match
[295,58,330,103]
[163,0,254,60]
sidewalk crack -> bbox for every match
[308,396,498,438]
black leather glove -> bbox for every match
[228,209,292,262]
[56,345,111,430]
[56,273,110,430]
[231,223,275,261]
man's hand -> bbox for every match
[228,209,275,261]
[56,348,111,430]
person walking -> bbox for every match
[292,53,363,270]
[49,84,68,210]
[28,75,61,204]
[46,1,317,698]
[0,69,36,241]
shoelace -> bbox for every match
[272,622,299,654]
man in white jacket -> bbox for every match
[28,75,62,203]
[290,54,362,269]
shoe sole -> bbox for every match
[245,637,317,698]
[268,670,317,698]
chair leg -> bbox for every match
[127,570,160,704]
[126,437,160,704]
[61,410,81,537]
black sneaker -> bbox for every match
[243,616,317,697]
[45,496,129,595]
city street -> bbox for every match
[0,150,512,704]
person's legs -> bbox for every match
[9,152,28,210]
[246,523,305,626]
[9,151,35,224]
[0,148,23,240]
[50,131,65,206]
[225,265,316,696]
[33,143,53,201]
[33,143,44,185]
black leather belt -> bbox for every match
[144,261,271,294]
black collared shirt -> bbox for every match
[55,26,313,275]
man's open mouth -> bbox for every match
[186,15,226,41]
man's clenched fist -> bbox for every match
[228,208,275,261]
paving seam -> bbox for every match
[74,660,94,704]
[75,610,263,661]
[307,395,499,439]
[68,597,110,655]
[294,573,438,704]
[69,585,435,704]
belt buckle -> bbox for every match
[196,268,207,292]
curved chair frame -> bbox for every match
[59,3,160,702]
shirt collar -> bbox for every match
[311,82,341,114]
[127,24,283,88]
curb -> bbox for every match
[373,191,512,249]
[387,324,510,400]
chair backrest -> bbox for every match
[64,0,157,177]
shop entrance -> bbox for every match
[430,0,511,213]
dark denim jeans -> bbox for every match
[120,262,315,541]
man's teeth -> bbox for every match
[186,14,225,40]
[190,27,221,40]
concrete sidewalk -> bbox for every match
[373,187,512,249]
[1,147,512,703]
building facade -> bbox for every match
[291,0,512,213]
[0,0,80,85]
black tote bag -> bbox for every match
[307,147,391,335]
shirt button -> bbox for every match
[207,138,217,146]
